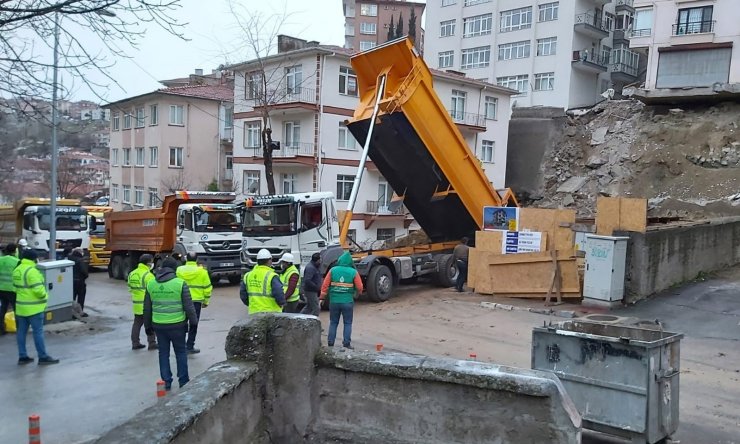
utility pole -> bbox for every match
[48,11,60,259]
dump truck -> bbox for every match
[0,198,91,259]
[84,205,112,267]
[106,191,243,283]
[240,38,517,302]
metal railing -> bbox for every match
[572,50,609,67]
[673,20,715,36]
[221,127,233,141]
[448,110,486,127]
[248,142,314,158]
[574,13,610,32]
[610,63,638,77]
[248,87,317,106]
[630,28,652,37]
[615,0,634,8]
[366,200,404,215]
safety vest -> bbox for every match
[176,261,212,304]
[280,265,301,303]
[128,264,153,315]
[328,266,358,304]
[146,277,186,325]
[0,254,19,292]
[245,265,281,314]
[12,259,47,317]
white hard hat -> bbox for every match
[256,249,272,260]
[18,239,28,247]
[279,253,295,264]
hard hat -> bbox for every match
[256,249,272,260]
[18,239,28,247]
[279,252,295,264]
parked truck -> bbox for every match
[0,198,91,259]
[84,205,112,268]
[106,191,243,283]
[240,38,517,302]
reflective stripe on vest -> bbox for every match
[0,255,19,292]
[245,265,281,314]
[280,265,301,303]
[327,265,357,304]
[13,263,47,316]
[128,266,152,315]
[147,278,186,324]
[176,263,212,302]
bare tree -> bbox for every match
[161,170,191,194]
[39,155,102,198]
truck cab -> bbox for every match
[240,192,340,270]
[85,206,112,267]
[22,204,91,258]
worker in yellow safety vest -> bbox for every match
[278,252,301,313]
[240,249,286,314]
[0,243,19,336]
[128,254,157,350]
[12,249,59,365]
[176,252,212,354]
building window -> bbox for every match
[360,22,377,34]
[461,46,491,69]
[225,107,234,129]
[111,148,119,166]
[243,171,260,195]
[112,113,120,131]
[246,72,263,99]
[111,184,119,202]
[360,4,377,16]
[534,72,555,91]
[149,147,158,167]
[347,229,357,241]
[632,7,653,36]
[122,186,131,204]
[169,105,184,125]
[377,228,396,241]
[484,96,497,120]
[245,122,261,148]
[442,0,456,6]
[500,7,532,32]
[450,90,466,120]
[676,6,713,35]
[538,2,558,22]
[135,147,145,166]
[150,104,158,125]
[285,65,303,94]
[282,173,296,194]
[337,175,354,200]
[169,147,183,167]
[481,140,494,163]
[438,50,454,68]
[339,66,358,96]
[284,121,301,148]
[440,19,456,37]
[537,37,557,56]
[123,113,132,129]
[148,188,159,207]
[135,107,145,128]
[464,0,491,5]
[134,187,144,207]
[463,13,493,38]
[339,123,357,150]
[603,12,615,32]
[497,75,529,95]
[359,41,377,51]
[498,40,531,60]
[601,45,612,64]
[122,148,131,166]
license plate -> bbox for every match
[220,263,235,267]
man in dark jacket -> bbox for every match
[144,257,198,390]
[300,252,322,316]
[67,248,89,316]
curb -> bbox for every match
[480,302,577,319]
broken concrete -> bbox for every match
[556,176,587,193]
[590,127,608,145]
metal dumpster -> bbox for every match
[532,320,683,444]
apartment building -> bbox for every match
[629,0,740,103]
[343,0,426,52]
[424,0,642,110]
[105,79,234,211]
[229,35,515,246]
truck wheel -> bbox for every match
[228,275,241,285]
[432,254,456,288]
[110,255,124,280]
[122,257,133,279]
[367,264,394,302]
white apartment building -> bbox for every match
[629,0,740,103]
[425,0,642,110]
[230,36,515,246]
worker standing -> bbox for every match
[320,251,363,349]
[67,248,89,317]
[300,252,322,316]
[176,252,212,354]
[13,249,59,365]
[144,257,198,390]
[278,253,301,313]
[16,239,28,257]
[453,237,470,292]
[0,243,19,335]
[128,254,157,351]
[240,249,285,314]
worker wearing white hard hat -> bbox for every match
[278,253,301,313]
[240,249,286,314]
[16,239,28,258]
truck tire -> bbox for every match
[122,256,133,280]
[228,275,241,285]
[110,255,125,280]
[366,264,394,302]
[432,254,456,288]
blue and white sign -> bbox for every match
[501,231,543,254]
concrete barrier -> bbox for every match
[96,314,582,443]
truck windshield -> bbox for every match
[193,209,242,232]
[90,217,105,235]
[38,214,88,231]
[243,204,295,235]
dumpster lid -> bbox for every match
[536,320,684,346]
[37,259,75,269]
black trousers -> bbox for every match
[131,314,156,346]
[455,260,468,292]
[73,280,87,310]
[186,302,202,350]
[0,290,15,333]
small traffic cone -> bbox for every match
[28,414,40,444]
[156,380,166,398]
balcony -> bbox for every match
[673,20,715,36]
[246,142,315,166]
[221,127,233,142]
[630,28,652,38]
[615,0,634,13]
[572,50,609,73]
[247,87,318,113]
[448,110,486,131]
[574,13,610,39]
[613,29,629,45]
[609,63,639,82]
[366,200,404,215]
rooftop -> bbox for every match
[104,84,233,109]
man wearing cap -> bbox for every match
[240,249,286,314]
[128,254,157,350]
[176,252,212,354]
[278,253,301,313]
[300,252,322,316]
[144,257,198,390]
[13,249,59,365]
[0,243,19,335]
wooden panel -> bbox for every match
[596,197,647,235]
[475,231,504,253]
[519,208,575,251]
[596,197,620,235]
[482,259,581,296]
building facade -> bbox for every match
[629,0,740,102]
[105,82,234,211]
[230,36,514,247]
[343,0,426,52]
[424,0,642,110]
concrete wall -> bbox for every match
[623,217,740,303]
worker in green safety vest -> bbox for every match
[176,252,212,354]
[278,252,301,313]
[0,243,19,336]
[12,249,59,365]
[128,254,157,351]
[144,257,198,390]
[240,249,286,314]
[320,251,364,350]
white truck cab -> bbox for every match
[22,205,91,258]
